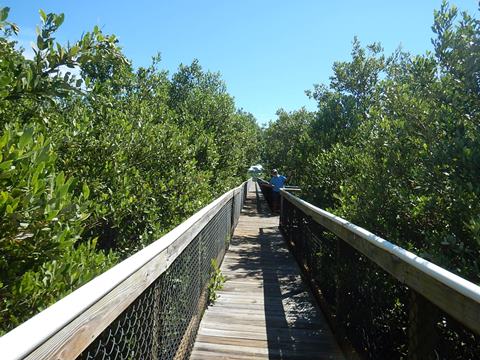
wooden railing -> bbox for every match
[256,178,300,210]
[280,189,480,359]
[0,180,250,360]
[3,177,478,359]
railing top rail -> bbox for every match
[0,179,250,360]
[257,178,300,191]
[281,189,480,334]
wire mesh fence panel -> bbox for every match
[257,179,273,209]
[304,217,337,309]
[78,281,159,360]
[280,196,480,360]
[78,194,240,360]
[232,191,242,230]
[242,181,248,204]
[434,311,480,359]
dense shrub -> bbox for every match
[0,7,260,334]
[263,4,479,357]
[262,1,480,282]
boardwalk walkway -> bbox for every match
[190,182,344,359]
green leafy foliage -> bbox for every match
[0,124,118,333]
[262,108,314,182]
[262,5,479,356]
[6,240,118,330]
[0,8,260,334]
[208,258,225,304]
[262,1,480,283]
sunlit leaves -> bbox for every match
[263,1,480,284]
[0,5,260,335]
[0,7,9,22]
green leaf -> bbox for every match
[0,132,9,150]
[37,35,46,51]
[55,172,65,188]
[0,191,8,204]
[82,183,90,199]
[46,209,60,221]
[32,162,45,192]
[58,183,70,198]
[19,127,34,149]
[0,7,10,22]
[54,13,64,27]
[39,9,47,22]
[0,160,13,171]
[69,45,79,57]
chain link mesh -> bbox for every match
[279,195,480,360]
[78,186,246,360]
[257,179,273,209]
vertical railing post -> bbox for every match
[408,290,438,360]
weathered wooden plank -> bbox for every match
[190,183,344,359]
[205,306,322,319]
[194,341,341,359]
[199,327,334,343]
[190,349,267,360]
[201,317,322,330]
[196,335,335,351]
[196,335,270,349]
[199,322,334,338]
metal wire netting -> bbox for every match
[231,182,248,231]
[279,196,480,360]
[257,179,273,209]
[78,189,245,360]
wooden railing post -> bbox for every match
[408,290,438,360]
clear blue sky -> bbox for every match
[4,1,479,125]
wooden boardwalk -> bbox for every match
[190,182,344,360]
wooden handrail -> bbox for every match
[0,180,250,360]
[281,189,480,335]
[257,178,300,191]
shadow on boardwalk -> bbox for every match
[190,183,343,360]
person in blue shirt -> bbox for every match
[269,169,287,212]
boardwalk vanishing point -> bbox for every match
[191,182,344,359]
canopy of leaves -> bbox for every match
[0,8,260,334]
[262,1,480,283]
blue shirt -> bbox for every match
[270,175,287,192]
